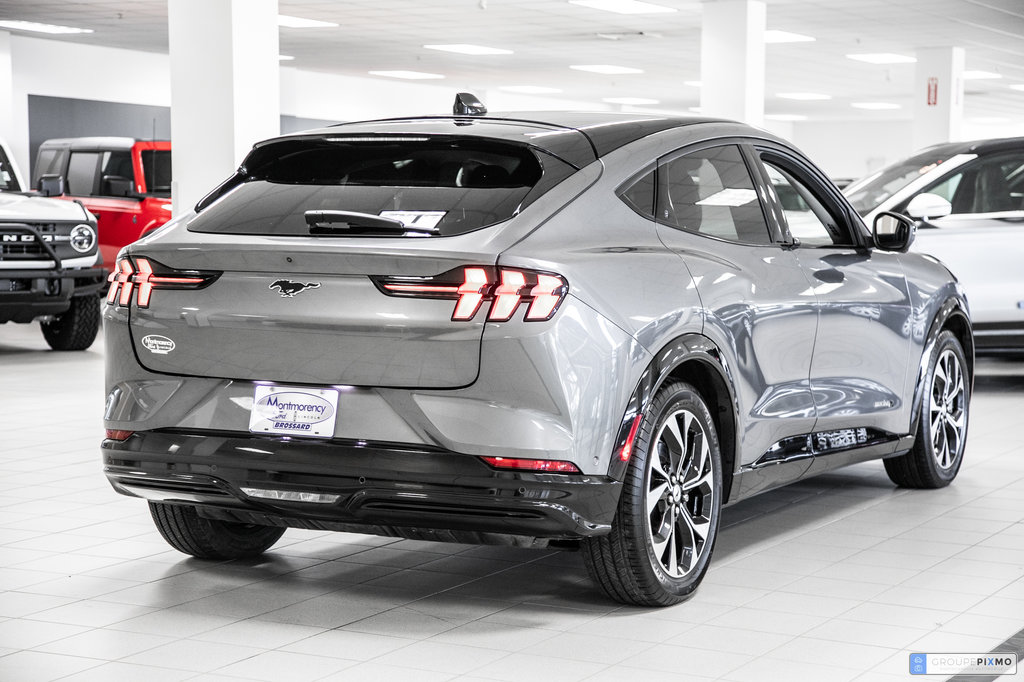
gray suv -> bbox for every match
[101,102,972,606]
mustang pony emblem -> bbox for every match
[269,279,322,297]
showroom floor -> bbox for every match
[1,321,1022,682]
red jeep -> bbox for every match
[33,138,172,266]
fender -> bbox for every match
[907,294,973,442]
[606,333,739,500]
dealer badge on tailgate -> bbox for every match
[248,385,339,438]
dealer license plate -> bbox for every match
[248,385,339,438]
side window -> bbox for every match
[98,151,134,197]
[915,153,1024,215]
[657,145,771,245]
[0,147,19,191]
[66,152,101,196]
[760,157,854,247]
[618,167,656,218]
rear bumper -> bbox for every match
[0,265,106,323]
[102,430,621,541]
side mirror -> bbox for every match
[38,174,65,197]
[873,211,916,252]
[905,192,952,220]
[102,175,135,198]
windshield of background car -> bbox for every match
[142,150,172,197]
[0,146,21,192]
[188,137,576,237]
[844,148,953,215]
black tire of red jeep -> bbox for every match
[40,294,100,351]
[149,502,286,560]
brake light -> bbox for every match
[480,456,581,473]
[105,429,134,441]
[106,256,217,308]
[374,266,568,322]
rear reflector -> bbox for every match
[619,414,644,462]
[480,456,581,473]
[241,488,340,504]
[105,429,135,441]
[375,266,568,322]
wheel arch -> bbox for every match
[608,333,740,503]
[909,295,974,439]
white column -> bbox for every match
[700,0,765,126]
[913,47,964,149]
[167,0,280,216]
[0,31,15,161]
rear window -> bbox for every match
[188,137,576,237]
[142,150,172,196]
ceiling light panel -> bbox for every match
[368,70,445,80]
[0,19,93,34]
[277,15,338,28]
[777,92,831,101]
[846,53,916,64]
[962,70,1002,80]
[851,102,901,110]
[603,97,660,105]
[500,86,563,94]
[568,0,677,15]
[764,30,815,44]
[423,44,513,55]
[570,64,644,75]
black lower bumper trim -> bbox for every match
[0,265,106,323]
[102,430,620,541]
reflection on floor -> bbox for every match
[1,322,1022,682]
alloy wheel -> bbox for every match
[929,347,966,470]
[645,408,715,578]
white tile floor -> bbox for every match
[2,321,1023,682]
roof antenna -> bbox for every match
[453,92,487,116]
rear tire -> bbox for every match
[149,502,285,559]
[41,294,100,351]
[885,330,969,488]
[582,381,723,606]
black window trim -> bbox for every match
[891,150,1024,217]
[750,143,871,250]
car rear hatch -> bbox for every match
[115,125,588,388]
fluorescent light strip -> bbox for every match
[852,102,901,110]
[684,80,702,88]
[500,86,563,94]
[777,92,831,101]
[847,53,916,64]
[569,0,677,15]
[765,114,808,121]
[963,70,1002,80]
[570,64,644,75]
[278,55,295,61]
[764,29,815,44]
[603,97,660,105]
[369,70,445,80]
[0,19,93,34]
[277,14,338,28]
[424,44,512,55]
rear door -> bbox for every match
[652,141,819,485]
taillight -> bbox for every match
[480,456,581,473]
[374,266,568,322]
[106,256,217,309]
[105,429,134,441]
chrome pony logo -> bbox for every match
[269,279,321,297]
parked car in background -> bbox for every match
[844,138,1024,354]
[102,99,972,606]
[33,137,172,265]
[1,137,104,349]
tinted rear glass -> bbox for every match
[142,150,172,196]
[189,137,575,237]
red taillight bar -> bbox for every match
[480,456,581,473]
[375,266,568,322]
[105,429,134,441]
[106,256,216,309]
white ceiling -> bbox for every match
[2,0,1024,122]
